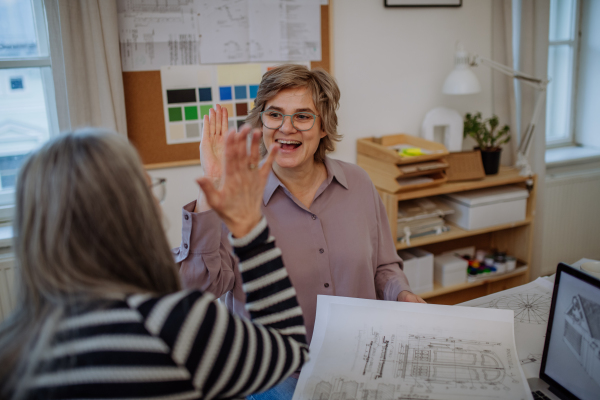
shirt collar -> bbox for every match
[263,156,349,206]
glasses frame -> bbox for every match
[150,177,167,203]
[260,111,319,131]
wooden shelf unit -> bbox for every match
[376,167,537,305]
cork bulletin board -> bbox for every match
[123,4,332,170]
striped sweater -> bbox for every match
[26,218,308,399]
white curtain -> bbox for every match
[492,0,550,280]
[54,0,127,135]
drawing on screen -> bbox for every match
[476,293,551,324]
[563,294,600,387]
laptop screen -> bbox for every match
[541,264,600,400]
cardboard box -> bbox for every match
[434,253,468,287]
[441,185,529,230]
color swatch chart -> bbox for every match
[160,64,265,145]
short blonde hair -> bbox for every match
[246,64,342,163]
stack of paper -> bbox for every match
[397,197,454,242]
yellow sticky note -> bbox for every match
[217,64,262,86]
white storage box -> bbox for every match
[402,248,434,294]
[434,253,468,287]
[441,185,529,231]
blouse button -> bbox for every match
[324,283,330,288]
[184,243,188,249]
[184,215,189,220]
[311,214,317,220]
[319,248,324,254]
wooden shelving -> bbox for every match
[419,265,528,300]
[396,218,533,250]
[369,167,537,305]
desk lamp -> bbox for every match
[442,42,549,176]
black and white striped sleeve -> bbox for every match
[131,217,308,399]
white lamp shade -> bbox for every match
[442,66,482,95]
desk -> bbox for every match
[459,276,554,379]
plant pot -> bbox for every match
[478,148,502,175]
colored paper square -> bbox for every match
[237,120,245,130]
[168,107,183,122]
[198,87,212,102]
[250,101,255,110]
[235,102,248,117]
[219,86,232,101]
[228,119,235,130]
[186,123,200,138]
[169,124,185,140]
[217,64,262,86]
[234,85,247,99]
[167,88,196,104]
[200,105,213,118]
[184,106,198,120]
[249,85,259,99]
[222,103,234,116]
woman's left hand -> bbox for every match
[397,291,427,304]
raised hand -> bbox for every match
[196,125,278,238]
[200,104,228,180]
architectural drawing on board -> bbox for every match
[473,293,551,325]
[563,294,600,387]
[305,330,522,400]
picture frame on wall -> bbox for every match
[384,0,461,7]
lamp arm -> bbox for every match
[473,55,549,90]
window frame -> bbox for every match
[545,0,581,149]
[0,0,66,222]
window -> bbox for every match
[0,0,59,220]
[545,0,579,147]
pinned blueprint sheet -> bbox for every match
[460,278,554,379]
[198,0,321,64]
[294,296,533,400]
[117,0,321,71]
[117,0,201,71]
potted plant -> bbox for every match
[463,112,511,175]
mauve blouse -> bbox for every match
[173,157,411,344]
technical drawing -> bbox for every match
[307,330,521,399]
[564,294,600,387]
[519,353,543,365]
[476,293,551,324]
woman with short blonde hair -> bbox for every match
[180,64,425,400]
[0,127,308,399]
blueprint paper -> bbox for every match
[198,0,321,64]
[294,295,533,400]
[117,0,201,71]
[460,278,554,379]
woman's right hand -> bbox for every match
[196,105,228,212]
[196,125,278,238]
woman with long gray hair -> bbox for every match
[0,126,307,399]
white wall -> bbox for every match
[330,0,492,163]
[152,0,495,248]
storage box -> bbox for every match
[401,248,434,294]
[441,185,529,231]
[357,134,449,193]
[434,254,468,287]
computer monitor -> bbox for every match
[539,263,600,400]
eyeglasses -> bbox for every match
[260,110,319,131]
[150,177,166,203]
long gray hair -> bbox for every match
[0,129,181,398]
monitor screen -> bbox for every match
[543,269,600,400]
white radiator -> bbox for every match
[541,168,600,276]
[0,253,15,323]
